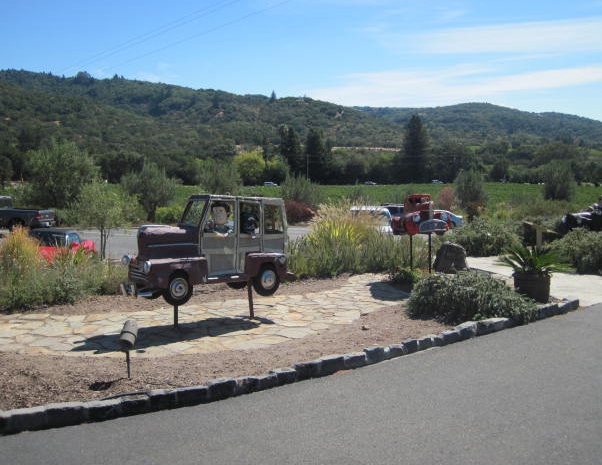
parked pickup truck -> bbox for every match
[0,195,56,230]
[121,194,294,306]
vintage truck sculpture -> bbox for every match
[390,193,463,235]
[121,194,294,306]
[0,195,56,230]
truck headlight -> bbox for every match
[121,255,133,266]
[142,260,152,274]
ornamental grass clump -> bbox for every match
[407,271,537,325]
[288,203,433,278]
[0,227,126,312]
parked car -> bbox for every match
[121,194,294,306]
[0,195,56,231]
[350,206,393,235]
[381,203,404,216]
[29,228,97,262]
[263,181,278,186]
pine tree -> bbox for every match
[396,115,429,182]
[278,125,304,176]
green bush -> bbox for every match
[388,266,427,291]
[281,174,323,209]
[156,205,183,224]
[0,228,128,312]
[550,229,602,274]
[407,271,537,324]
[450,217,521,256]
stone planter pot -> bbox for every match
[513,271,551,303]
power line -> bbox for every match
[62,0,293,75]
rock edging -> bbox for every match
[0,298,580,436]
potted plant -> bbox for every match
[498,245,572,303]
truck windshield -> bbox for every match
[180,199,208,227]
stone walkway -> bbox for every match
[0,274,406,358]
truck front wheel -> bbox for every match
[253,265,280,296]
[163,272,193,306]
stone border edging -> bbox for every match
[0,298,580,436]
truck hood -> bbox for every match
[137,224,198,259]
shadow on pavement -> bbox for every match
[71,316,274,354]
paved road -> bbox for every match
[2,304,600,464]
[79,225,310,260]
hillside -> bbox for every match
[1,69,602,184]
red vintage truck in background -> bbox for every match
[389,193,463,235]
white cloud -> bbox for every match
[415,17,602,54]
[307,65,602,107]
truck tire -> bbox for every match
[163,272,193,306]
[253,265,280,296]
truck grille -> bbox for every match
[129,262,147,282]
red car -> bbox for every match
[29,228,97,262]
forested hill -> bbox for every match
[1,69,602,167]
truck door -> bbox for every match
[237,200,262,272]
[200,199,237,276]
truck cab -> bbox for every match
[121,195,293,306]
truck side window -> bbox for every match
[181,200,206,227]
[264,204,284,234]
[240,202,259,236]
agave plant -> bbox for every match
[498,245,572,276]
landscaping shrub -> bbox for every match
[550,229,602,274]
[0,227,47,311]
[407,271,537,324]
[156,205,184,224]
[388,266,428,291]
[450,217,521,256]
[0,228,127,312]
[285,199,315,224]
[288,203,435,278]
[281,174,323,209]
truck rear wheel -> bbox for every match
[163,272,193,306]
[253,265,280,296]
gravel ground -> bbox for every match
[0,276,452,411]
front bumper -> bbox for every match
[120,282,157,299]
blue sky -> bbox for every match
[3,0,602,121]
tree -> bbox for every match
[489,157,510,182]
[0,155,13,187]
[196,158,242,195]
[304,128,333,182]
[25,139,99,208]
[70,181,136,259]
[397,115,429,182]
[543,161,576,201]
[455,169,487,220]
[121,161,178,222]
[431,141,472,182]
[278,125,303,176]
[233,150,265,185]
